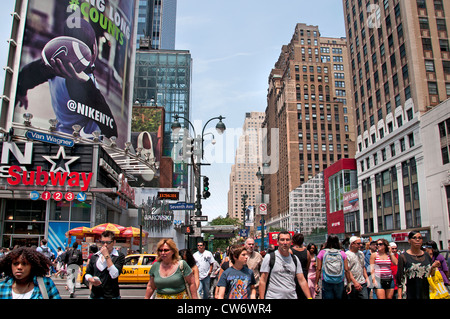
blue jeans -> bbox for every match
[199,275,211,299]
[322,281,345,299]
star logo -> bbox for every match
[43,146,79,173]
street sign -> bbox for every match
[26,130,74,147]
[259,203,267,215]
[169,202,195,210]
[239,229,249,237]
[191,216,208,222]
[77,192,86,202]
[30,191,40,200]
[193,227,202,237]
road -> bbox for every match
[53,277,147,299]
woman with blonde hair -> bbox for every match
[145,239,198,299]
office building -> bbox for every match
[263,23,356,229]
[136,0,177,50]
[289,172,327,236]
[228,112,265,223]
[342,0,450,246]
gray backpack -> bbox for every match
[322,249,344,283]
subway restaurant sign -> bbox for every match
[1,142,92,191]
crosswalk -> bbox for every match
[52,277,147,299]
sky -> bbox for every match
[0,0,346,221]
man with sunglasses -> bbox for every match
[193,241,214,299]
[85,231,125,299]
[345,236,369,299]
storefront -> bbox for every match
[0,140,137,254]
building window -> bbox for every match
[440,39,449,52]
[439,118,450,165]
[408,133,415,147]
[422,38,432,51]
[428,82,438,95]
[425,60,435,72]
[442,147,450,165]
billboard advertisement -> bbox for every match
[13,0,136,147]
[343,189,359,213]
[268,231,295,246]
[130,106,164,184]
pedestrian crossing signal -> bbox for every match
[182,225,193,234]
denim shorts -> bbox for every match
[374,277,394,290]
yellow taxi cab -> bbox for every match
[80,253,157,285]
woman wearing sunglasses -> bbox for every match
[370,238,397,299]
[145,239,198,299]
[397,231,441,299]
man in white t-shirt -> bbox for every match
[345,236,369,299]
[193,241,214,299]
[259,231,312,299]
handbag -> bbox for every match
[428,270,450,299]
[179,260,192,299]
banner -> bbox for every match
[14,0,136,148]
[343,189,359,213]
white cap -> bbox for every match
[349,236,360,245]
[389,242,397,248]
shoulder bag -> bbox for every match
[179,260,192,299]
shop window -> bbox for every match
[5,200,46,222]
[71,201,91,221]
[50,201,70,220]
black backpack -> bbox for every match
[67,249,82,265]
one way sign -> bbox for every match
[191,216,208,222]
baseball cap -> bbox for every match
[349,236,360,245]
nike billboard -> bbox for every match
[12,0,136,148]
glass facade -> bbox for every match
[328,170,357,212]
[137,0,177,50]
[2,199,91,249]
[133,50,191,187]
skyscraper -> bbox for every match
[228,112,265,223]
[263,23,356,229]
[137,0,177,50]
[342,0,450,244]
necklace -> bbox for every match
[408,249,424,257]
[12,281,33,295]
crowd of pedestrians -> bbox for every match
[144,230,449,300]
[0,229,448,300]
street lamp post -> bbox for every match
[241,191,248,229]
[171,114,226,247]
[256,165,266,251]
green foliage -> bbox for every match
[131,108,162,132]
[204,216,240,252]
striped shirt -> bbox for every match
[374,252,393,279]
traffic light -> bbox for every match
[182,136,194,159]
[203,176,210,199]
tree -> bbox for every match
[203,216,240,252]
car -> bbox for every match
[79,253,157,286]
